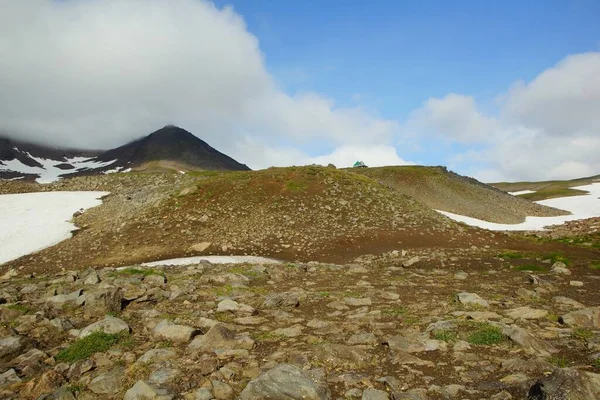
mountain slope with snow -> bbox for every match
[0,126,249,183]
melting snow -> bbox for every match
[439,183,600,231]
[0,191,109,264]
[0,148,118,183]
[141,255,280,267]
[509,190,536,196]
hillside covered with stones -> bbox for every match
[1,247,599,399]
[354,166,568,224]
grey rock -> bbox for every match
[362,388,390,400]
[137,348,177,364]
[550,262,571,275]
[0,336,23,358]
[0,368,22,386]
[67,359,95,380]
[553,296,584,309]
[272,325,303,338]
[262,292,300,309]
[188,323,254,353]
[402,257,420,268]
[560,306,600,329]
[498,324,557,357]
[192,388,214,400]
[79,315,130,338]
[149,368,181,385]
[212,380,234,399]
[505,307,548,320]
[145,274,167,286]
[216,299,256,316]
[153,319,198,342]
[11,348,47,376]
[455,292,489,308]
[124,380,173,400]
[239,364,330,400]
[46,290,82,307]
[347,332,377,345]
[83,287,122,319]
[344,297,372,306]
[88,367,124,394]
[528,368,600,399]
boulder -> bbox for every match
[455,292,489,308]
[187,323,254,353]
[123,380,173,400]
[239,364,330,400]
[550,262,571,275]
[88,367,124,394]
[79,316,130,338]
[83,287,122,319]
[262,292,300,309]
[153,319,198,342]
[528,368,600,399]
[560,307,600,329]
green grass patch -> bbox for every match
[6,304,30,314]
[549,356,569,368]
[466,323,505,346]
[284,180,308,192]
[432,329,458,342]
[589,262,600,270]
[519,187,588,202]
[593,358,600,369]
[56,331,125,362]
[381,306,408,316]
[214,285,234,296]
[498,251,524,259]
[316,291,330,298]
[573,328,595,341]
[546,252,570,266]
[513,264,545,272]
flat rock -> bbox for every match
[553,296,584,309]
[79,315,130,338]
[498,324,557,358]
[216,299,256,316]
[124,380,173,400]
[505,307,548,320]
[153,319,197,342]
[455,292,489,308]
[0,336,23,358]
[262,292,300,309]
[0,369,21,386]
[560,307,600,329]
[344,297,372,306]
[528,368,600,399]
[239,363,330,400]
[362,388,390,400]
[88,367,124,394]
[273,325,303,338]
[187,323,254,353]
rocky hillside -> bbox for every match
[353,166,568,224]
[0,245,599,399]
[1,166,507,274]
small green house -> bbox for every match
[353,161,367,168]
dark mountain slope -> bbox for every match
[96,125,250,171]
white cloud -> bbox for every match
[230,137,411,170]
[405,94,497,143]
[0,0,398,166]
[501,52,600,137]
[406,52,600,181]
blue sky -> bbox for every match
[2,1,600,181]
[212,0,600,175]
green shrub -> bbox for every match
[432,329,458,342]
[56,331,123,362]
[549,356,569,368]
[498,251,523,259]
[547,252,570,266]
[467,324,504,345]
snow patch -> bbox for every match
[0,148,118,183]
[439,183,600,231]
[0,191,109,264]
[509,190,536,196]
[141,255,280,267]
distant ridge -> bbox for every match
[0,125,249,183]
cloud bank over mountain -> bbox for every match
[1,1,597,179]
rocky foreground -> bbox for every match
[1,248,599,399]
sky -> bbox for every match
[1,0,599,181]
